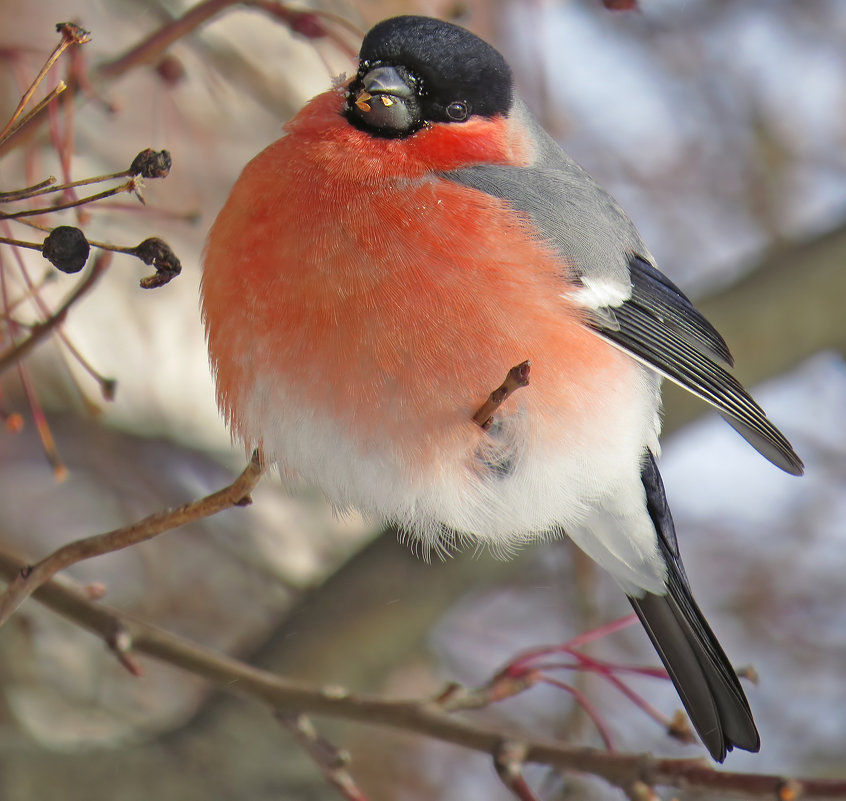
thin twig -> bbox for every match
[0,5,354,157]
[0,177,57,201]
[0,178,142,220]
[495,622,692,743]
[96,0,237,79]
[534,657,675,733]
[0,451,265,627]
[52,326,117,401]
[438,671,541,712]
[3,81,67,141]
[0,168,133,203]
[2,225,116,400]
[473,360,531,429]
[0,251,111,375]
[0,23,89,145]
[503,615,639,675]
[278,712,370,801]
[495,742,541,801]
[5,270,58,315]
[0,236,44,252]
[12,218,181,289]
[16,357,67,480]
[540,676,616,751]
[0,546,842,798]
[97,0,359,81]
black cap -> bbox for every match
[349,16,513,136]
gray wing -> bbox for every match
[440,103,803,475]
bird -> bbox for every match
[201,15,803,762]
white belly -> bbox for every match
[240,359,667,593]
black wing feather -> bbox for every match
[631,452,761,762]
[594,257,804,476]
[629,256,733,367]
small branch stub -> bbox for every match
[778,779,803,801]
[473,360,531,430]
[667,709,696,745]
[106,624,144,677]
[495,741,539,801]
[626,781,659,801]
[278,712,368,801]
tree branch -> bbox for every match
[0,545,843,798]
[0,450,264,627]
[0,362,520,630]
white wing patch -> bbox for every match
[571,276,631,310]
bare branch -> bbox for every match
[2,148,170,204]
[0,450,265,627]
[0,177,58,201]
[0,544,844,798]
[0,177,144,220]
[0,22,90,145]
[96,0,357,82]
[2,81,68,142]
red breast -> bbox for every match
[202,89,633,471]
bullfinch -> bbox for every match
[201,15,803,761]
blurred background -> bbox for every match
[0,1,844,799]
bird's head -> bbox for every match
[346,16,513,138]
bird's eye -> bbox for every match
[446,101,469,121]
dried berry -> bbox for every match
[134,237,182,288]
[42,226,90,274]
[129,149,172,179]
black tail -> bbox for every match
[631,452,760,762]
